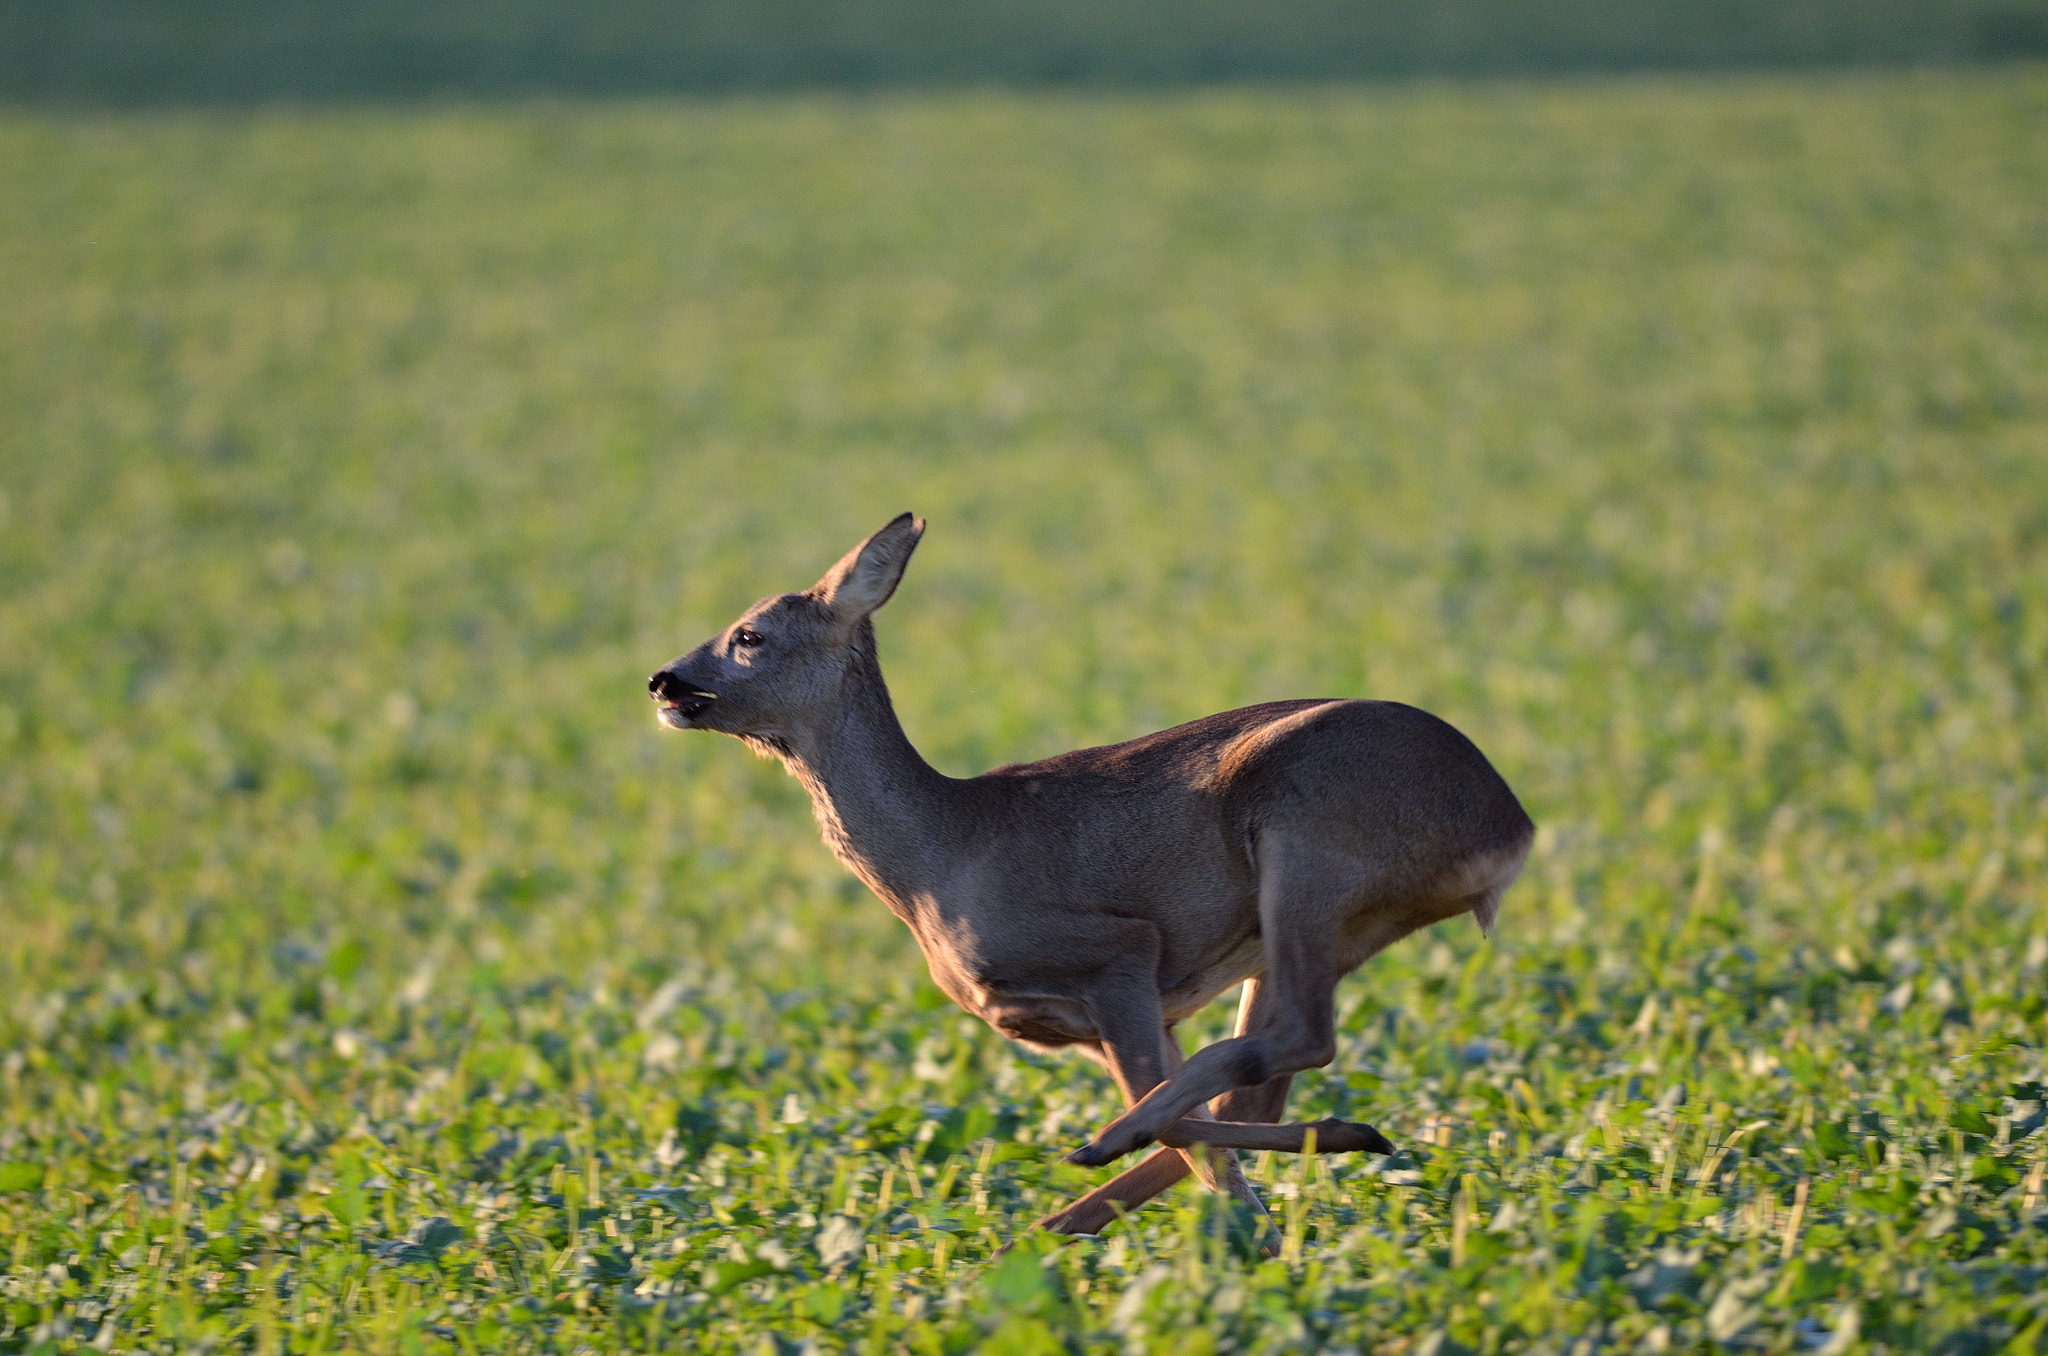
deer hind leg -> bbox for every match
[1071,832,1404,1167]
[1032,987,1286,1245]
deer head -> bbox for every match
[648,513,925,745]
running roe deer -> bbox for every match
[649,514,1533,1245]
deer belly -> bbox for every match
[1157,934,1265,1021]
[978,995,1099,1048]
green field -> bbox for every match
[2,69,2047,1354]
[10,0,2048,103]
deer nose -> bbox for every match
[650,670,716,718]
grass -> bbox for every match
[1,67,2046,1354]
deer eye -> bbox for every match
[734,627,765,648]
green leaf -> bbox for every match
[1948,1106,1995,1136]
[983,1315,1065,1355]
[374,1215,466,1265]
[326,939,367,983]
[1814,1120,1856,1160]
[861,1105,919,1149]
[414,1216,465,1257]
[801,1283,847,1323]
[707,1258,774,1295]
[330,1189,368,1225]
[1460,1232,1511,1268]
[1788,1259,1846,1303]
[332,1151,369,1190]
[924,1103,998,1161]
[984,1249,1048,1307]
[0,1162,42,1192]
[1970,1157,2019,1190]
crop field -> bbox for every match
[2,68,2047,1354]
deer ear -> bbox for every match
[814,513,925,620]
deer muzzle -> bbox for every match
[649,669,717,725]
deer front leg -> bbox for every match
[1071,840,1380,1166]
[1068,963,1341,1167]
[1050,986,1274,1237]
[1139,983,1394,1156]
[1039,983,1276,1244]
[1031,1029,1195,1239]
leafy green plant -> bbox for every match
[1,67,2045,1353]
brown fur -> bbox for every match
[650,514,1534,1248]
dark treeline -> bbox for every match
[5,0,2048,104]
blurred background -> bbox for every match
[5,0,2048,103]
[3,3,2046,1353]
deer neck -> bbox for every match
[756,624,961,910]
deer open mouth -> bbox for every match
[649,672,717,727]
[655,699,711,729]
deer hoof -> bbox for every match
[1309,1118,1395,1155]
[1064,1141,1117,1168]
[1066,1130,1149,1167]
